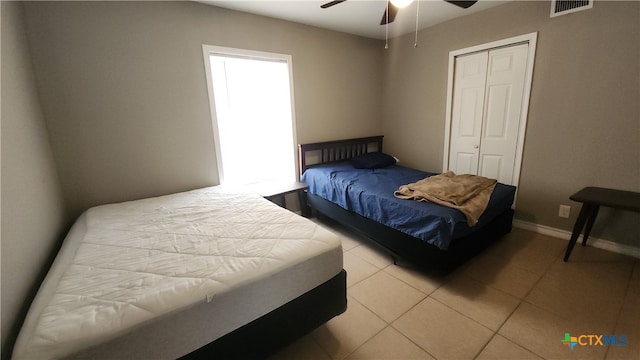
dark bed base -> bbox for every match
[309,194,513,273]
[181,269,347,359]
[298,135,514,273]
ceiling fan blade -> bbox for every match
[380,1,399,25]
[444,0,478,9]
[321,0,347,9]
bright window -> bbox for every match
[203,46,297,186]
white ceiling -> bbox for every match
[197,0,510,40]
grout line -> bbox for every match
[337,295,388,360]
[321,222,635,359]
[309,333,333,360]
[389,322,440,360]
[492,301,549,359]
[383,257,450,290]
[604,260,637,359]
[472,331,498,360]
[428,296,496,334]
[472,230,565,359]
[517,245,561,301]
[339,324,388,360]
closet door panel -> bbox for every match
[479,44,529,184]
[479,154,503,180]
[448,51,488,175]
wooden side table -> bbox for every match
[254,181,310,217]
[563,187,640,261]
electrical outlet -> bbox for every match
[559,205,571,218]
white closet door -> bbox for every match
[447,43,529,186]
[478,44,529,184]
[448,51,488,175]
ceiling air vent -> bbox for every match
[550,0,593,17]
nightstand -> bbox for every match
[254,181,310,217]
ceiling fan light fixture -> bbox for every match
[390,0,414,9]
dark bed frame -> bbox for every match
[298,135,514,273]
[183,270,346,359]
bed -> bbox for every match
[298,135,516,272]
[12,186,346,359]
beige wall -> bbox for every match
[1,2,68,356]
[2,0,638,355]
[382,1,639,246]
[3,0,383,354]
[22,1,384,218]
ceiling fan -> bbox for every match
[320,0,478,25]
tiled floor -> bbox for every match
[271,218,640,360]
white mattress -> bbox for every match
[13,186,343,360]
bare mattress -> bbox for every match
[13,186,343,359]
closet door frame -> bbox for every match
[443,32,537,199]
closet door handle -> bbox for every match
[474,145,479,149]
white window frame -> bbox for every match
[202,45,299,185]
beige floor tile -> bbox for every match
[482,228,565,275]
[312,296,387,360]
[499,242,562,276]
[460,252,542,299]
[457,230,562,302]
[269,333,331,360]
[525,260,631,326]
[606,323,639,360]
[383,263,445,295]
[306,221,636,360]
[313,218,364,251]
[565,243,637,264]
[341,235,363,252]
[485,228,564,259]
[431,275,520,331]
[349,243,394,269]
[499,302,610,359]
[607,270,640,359]
[513,229,569,255]
[392,297,493,359]
[343,251,380,288]
[618,268,640,327]
[476,335,542,360]
[350,271,426,323]
[345,326,435,360]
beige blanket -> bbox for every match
[394,171,497,226]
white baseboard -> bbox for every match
[512,219,640,259]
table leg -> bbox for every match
[298,190,310,218]
[581,204,599,247]
[564,203,589,262]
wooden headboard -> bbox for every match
[298,135,384,178]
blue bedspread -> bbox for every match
[302,163,516,250]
